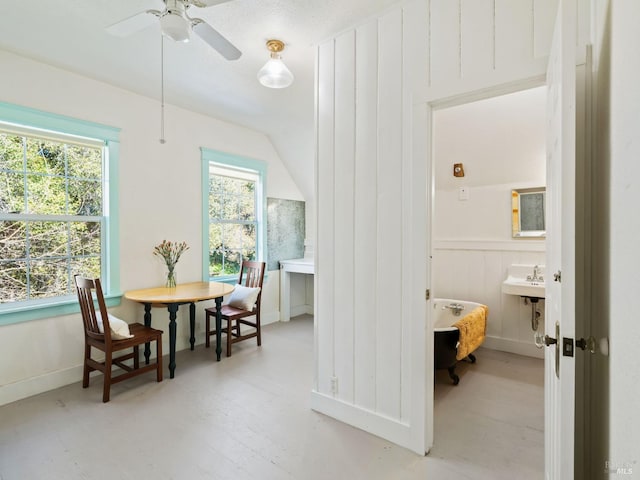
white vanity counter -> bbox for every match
[279,258,314,321]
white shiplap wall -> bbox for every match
[313,0,577,454]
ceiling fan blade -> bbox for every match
[188,0,233,7]
[106,10,160,37]
[192,20,242,60]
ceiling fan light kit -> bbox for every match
[160,11,190,42]
[258,39,294,89]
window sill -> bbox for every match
[208,272,269,286]
[0,293,123,326]
[208,276,238,285]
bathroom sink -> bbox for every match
[502,278,545,298]
[502,264,545,299]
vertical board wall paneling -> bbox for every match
[466,252,486,304]
[400,0,429,428]
[494,0,534,70]
[429,0,461,86]
[426,0,560,101]
[333,30,356,404]
[353,20,379,410]
[483,250,504,334]
[316,41,336,396]
[375,8,404,419]
[460,0,495,78]
[533,0,559,59]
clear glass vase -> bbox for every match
[166,267,176,288]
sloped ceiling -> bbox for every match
[0,0,405,201]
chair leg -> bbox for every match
[103,351,112,403]
[156,335,163,382]
[205,311,211,348]
[133,345,139,369]
[83,344,91,388]
[226,319,233,357]
[256,314,262,347]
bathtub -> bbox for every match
[432,298,486,385]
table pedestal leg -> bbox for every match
[168,304,178,378]
[215,296,223,361]
[189,302,196,350]
[144,303,152,364]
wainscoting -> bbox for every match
[432,240,545,358]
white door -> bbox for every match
[544,0,576,478]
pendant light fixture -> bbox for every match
[257,39,294,89]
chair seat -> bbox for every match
[205,304,255,319]
[89,323,164,351]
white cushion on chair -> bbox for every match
[97,313,134,340]
[227,284,261,311]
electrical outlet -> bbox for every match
[330,376,338,394]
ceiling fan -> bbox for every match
[106,0,241,60]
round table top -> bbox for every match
[124,281,235,304]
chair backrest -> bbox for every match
[238,260,266,307]
[74,275,112,342]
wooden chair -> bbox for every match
[205,260,266,357]
[74,275,163,402]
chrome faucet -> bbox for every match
[443,303,465,316]
[527,265,544,282]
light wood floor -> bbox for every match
[0,315,543,479]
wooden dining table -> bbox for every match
[124,281,235,378]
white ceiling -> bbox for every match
[0,0,405,201]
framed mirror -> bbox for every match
[512,187,546,238]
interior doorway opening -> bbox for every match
[428,85,547,476]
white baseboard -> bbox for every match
[262,311,280,326]
[482,335,544,359]
[290,304,313,318]
[310,390,423,455]
[0,365,83,407]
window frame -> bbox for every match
[201,148,266,284]
[0,101,121,325]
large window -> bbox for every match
[201,148,265,281]
[0,131,103,302]
[0,102,120,324]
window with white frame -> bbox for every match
[0,103,120,322]
[202,149,265,281]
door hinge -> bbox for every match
[425,289,430,300]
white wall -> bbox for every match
[0,49,303,406]
[433,87,547,358]
[589,0,640,475]
[313,0,571,455]
[608,0,640,470]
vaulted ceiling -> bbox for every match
[0,0,405,200]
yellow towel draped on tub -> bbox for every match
[453,305,488,361]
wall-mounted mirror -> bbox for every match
[512,187,546,238]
